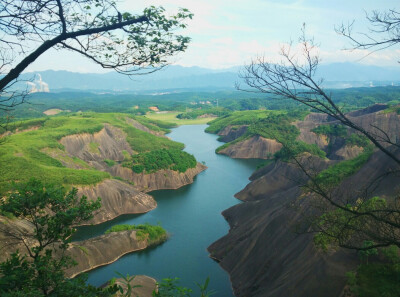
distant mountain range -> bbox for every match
[20,63,400,93]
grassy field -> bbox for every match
[0,112,185,193]
[144,112,215,125]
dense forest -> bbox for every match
[5,86,400,122]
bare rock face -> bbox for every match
[219,136,282,159]
[217,125,248,142]
[330,145,364,160]
[60,124,133,169]
[348,111,400,147]
[346,103,388,117]
[110,163,207,192]
[77,179,157,225]
[294,113,330,149]
[0,217,35,263]
[65,230,148,277]
[208,148,400,297]
[114,275,157,297]
[235,157,331,202]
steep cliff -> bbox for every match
[109,163,207,192]
[77,179,157,225]
[60,123,133,170]
[294,113,329,149]
[208,105,400,297]
[218,136,282,159]
[208,146,400,297]
[59,123,206,193]
[217,125,248,142]
[65,230,150,277]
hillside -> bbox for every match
[18,63,400,93]
[0,112,205,224]
[207,106,400,296]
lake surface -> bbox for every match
[75,125,261,296]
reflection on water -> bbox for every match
[80,125,261,296]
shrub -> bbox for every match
[125,148,197,173]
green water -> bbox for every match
[76,125,261,296]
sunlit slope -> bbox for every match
[0,112,183,192]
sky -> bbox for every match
[26,0,399,73]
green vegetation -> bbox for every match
[313,145,373,189]
[145,111,215,125]
[382,104,400,114]
[88,142,100,154]
[105,223,167,246]
[10,87,400,122]
[215,134,248,153]
[205,110,284,134]
[208,110,326,161]
[132,115,177,133]
[0,112,185,192]
[177,107,231,119]
[312,124,347,137]
[346,246,400,297]
[124,148,197,173]
[104,159,116,167]
[0,179,118,296]
[346,134,370,147]
[274,141,326,161]
[122,150,131,161]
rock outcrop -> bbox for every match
[294,113,329,149]
[59,124,206,193]
[110,163,207,192]
[218,136,282,159]
[113,275,157,297]
[77,179,157,225]
[60,124,133,170]
[65,230,149,278]
[217,125,248,142]
[208,148,400,297]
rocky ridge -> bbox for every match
[109,162,207,192]
[208,107,400,297]
[65,230,151,278]
[77,179,157,225]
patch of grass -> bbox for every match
[104,159,116,167]
[346,134,370,147]
[122,150,131,161]
[314,145,374,188]
[123,125,184,152]
[124,148,197,173]
[382,105,400,114]
[88,142,100,154]
[177,107,231,119]
[312,124,347,137]
[104,223,167,246]
[274,141,326,161]
[206,110,283,134]
[77,245,89,255]
[130,115,176,132]
[211,110,324,160]
[0,112,186,193]
[145,112,215,125]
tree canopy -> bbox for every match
[0,0,193,124]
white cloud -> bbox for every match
[24,0,400,72]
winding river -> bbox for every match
[73,124,261,296]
